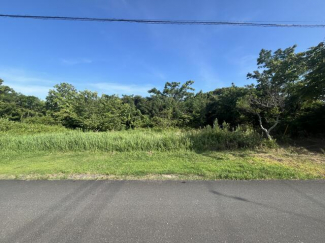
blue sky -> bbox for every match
[0,0,324,99]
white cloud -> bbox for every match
[0,68,58,99]
[0,68,54,85]
[7,84,52,98]
[0,67,155,98]
[61,58,93,66]
[91,82,152,96]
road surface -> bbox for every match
[0,180,324,242]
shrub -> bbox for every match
[0,118,68,135]
[188,123,262,151]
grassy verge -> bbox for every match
[1,120,324,180]
[0,150,324,180]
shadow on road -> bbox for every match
[205,181,325,225]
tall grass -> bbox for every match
[188,125,262,150]
[0,125,262,153]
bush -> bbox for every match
[22,116,60,126]
[0,119,68,135]
[188,123,262,151]
[261,139,279,149]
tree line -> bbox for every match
[1,42,324,139]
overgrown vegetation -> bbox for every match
[0,119,67,134]
[1,42,324,139]
[0,124,262,153]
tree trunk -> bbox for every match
[257,113,279,140]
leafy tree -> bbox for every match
[237,86,285,140]
[148,81,195,126]
[237,45,301,140]
[46,83,78,112]
[184,91,208,128]
[206,84,249,127]
[0,79,44,121]
[98,94,129,131]
[149,81,195,101]
[45,83,79,128]
[300,42,325,101]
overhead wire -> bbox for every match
[0,14,325,28]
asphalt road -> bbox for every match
[0,180,324,243]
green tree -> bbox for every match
[300,42,325,101]
[45,83,79,128]
[237,86,285,140]
[148,81,195,127]
[237,45,302,139]
[206,84,249,127]
[0,79,45,121]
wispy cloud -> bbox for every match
[0,68,57,99]
[0,67,155,98]
[184,42,224,91]
[224,47,258,77]
[197,62,224,90]
[61,58,93,66]
[7,84,52,98]
[91,82,153,96]
[138,61,167,81]
[0,68,54,85]
[235,54,257,76]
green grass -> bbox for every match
[0,150,323,180]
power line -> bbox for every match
[1,14,325,28]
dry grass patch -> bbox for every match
[252,147,325,178]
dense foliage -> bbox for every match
[0,119,67,135]
[0,42,324,139]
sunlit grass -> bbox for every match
[0,150,323,180]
